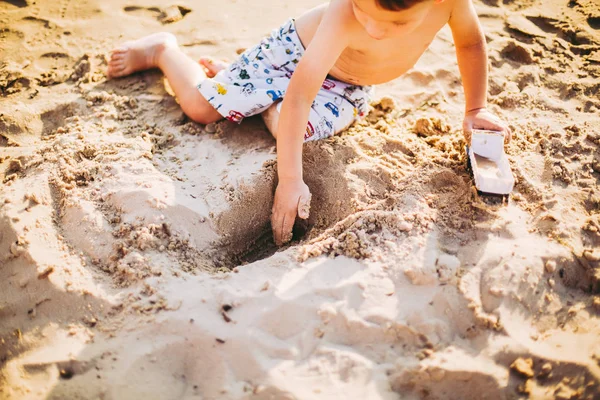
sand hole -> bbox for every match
[41,101,86,135]
[3,0,27,8]
[588,16,600,30]
[58,366,74,380]
[147,135,356,270]
[222,219,310,268]
[55,359,94,380]
[176,5,191,17]
[224,229,279,268]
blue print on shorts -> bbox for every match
[325,102,339,118]
[267,90,283,101]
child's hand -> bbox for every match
[463,107,512,144]
[271,178,311,246]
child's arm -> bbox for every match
[448,0,511,142]
[272,0,354,245]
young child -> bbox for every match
[107,0,511,245]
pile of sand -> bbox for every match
[1,0,599,399]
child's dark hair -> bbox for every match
[375,0,430,11]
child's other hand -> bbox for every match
[271,178,311,246]
[463,107,512,144]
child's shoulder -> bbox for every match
[295,0,363,44]
[322,0,360,27]
[319,0,369,37]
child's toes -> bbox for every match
[109,57,124,66]
[199,57,227,78]
[198,57,213,67]
[110,47,128,57]
[108,61,124,71]
[107,62,126,77]
[110,53,126,63]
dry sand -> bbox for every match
[1,0,600,399]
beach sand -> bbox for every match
[1,0,599,399]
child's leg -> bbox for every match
[108,33,222,124]
[260,100,354,142]
[261,105,280,139]
[197,56,281,137]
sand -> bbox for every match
[1,0,599,399]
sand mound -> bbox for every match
[1,0,600,399]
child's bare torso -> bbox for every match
[295,0,455,85]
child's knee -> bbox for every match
[186,109,218,125]
[182,95,222,125]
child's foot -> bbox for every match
[108,32,178,78]
[198,57,228,78]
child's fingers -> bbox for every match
[279,213,294,245]
[271,211,282,245]
[271,210,294,245]
[297,194,311,220]
[504,126,513,144]
[472,119,504,133]
[487,121,505,131]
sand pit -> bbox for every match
[1,0,600,399]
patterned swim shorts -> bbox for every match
[197,19,373,142]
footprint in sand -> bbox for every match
[124,5,191,24]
